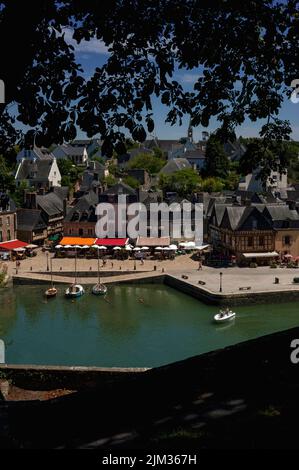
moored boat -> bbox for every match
[64,246,84,298]
[214,308,236,323]
[92,283,107,295]
[92,243,108,296]
[44,258,57,298]
[45,287,58,298]
[65,284,85,298]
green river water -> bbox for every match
[0,284,298,367]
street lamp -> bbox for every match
[219,271,223,292]
[46,251,49,271]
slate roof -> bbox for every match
[287,190,299,202]
[65,191,98,223]
[60,144,86,156]
[51,186,69,201]
[17,209,47,231]
[159,158,191,175]
[36,193,63,216]
[16,159,53,181]
[184,149,205,159]
[222,206,247,230]
[211,204,227,226]
[33,147,54,160]
[102,182,136,196]
[129,147,153,158]
[144,139,180,152]
[263,205,299,228]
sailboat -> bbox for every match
[65,246,85,298]
[45,258,58,298]
[92,245,107,295]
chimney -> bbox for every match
[25,191,37,209]
[63,198,68,217]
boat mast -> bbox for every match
[75,247,77,284]
[50,257,53,287]
[97,247,100,285]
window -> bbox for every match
[284,235,291,245]
[252,219,257,229]
[7,229,11,240]
[6,216,10,226]
[0,217,2,226]
[259,236,264,246]
[0,231,2,242]
[79,228,83,236]
[248,236,253,247]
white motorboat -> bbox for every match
[65,284,85,298]
[214,308,236,323]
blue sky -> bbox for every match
[70,30,299,142]
[13,27,299,143]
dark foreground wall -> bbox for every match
[1,326,299,448]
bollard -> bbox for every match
[90,266,92,271]
[274,277,279,284]
[154,265,157,271]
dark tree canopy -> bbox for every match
[1,0,299,179]
[204,135,230,179]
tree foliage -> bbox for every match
[159,168,201,197]
[201,177,224,193]
[204,135,230,179]
[123,175,140,189]
[1,0,299,181]
[127,152,165,175]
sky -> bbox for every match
[13,27,299,143]
[69,31,299,142]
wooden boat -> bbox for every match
[214,308,236,323]
[45,287,58,298]
[44,258,57,298]
[64,247,84,298]
[65,284,85,298]
[92,245,107,296]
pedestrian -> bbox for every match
[198,260,202,271]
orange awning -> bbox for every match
[60,237,96,246]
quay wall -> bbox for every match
[164,275,299,306]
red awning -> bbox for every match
[95,238,129,247]
[0,239,28,251]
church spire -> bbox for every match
[187,118,193,143]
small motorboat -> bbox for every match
[45,287,58,298]
[92,283,107,296]
[214,308,236,323]
[65,284,85,298]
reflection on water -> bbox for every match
[0,284,299,367]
